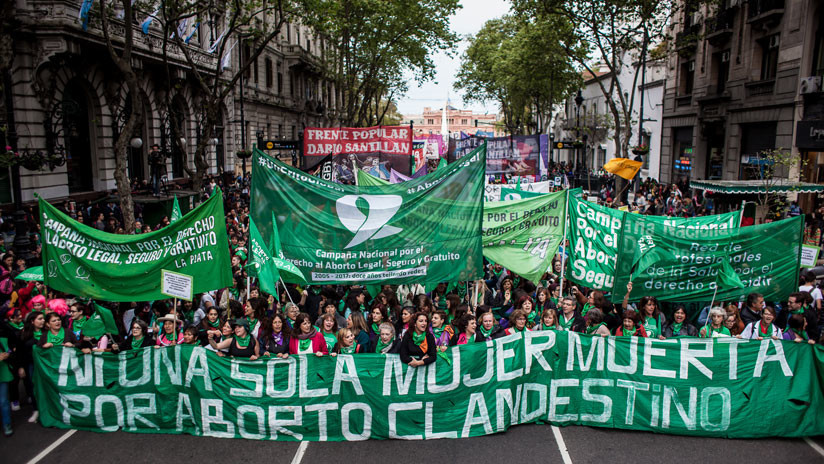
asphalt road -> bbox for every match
[1,403,823,464]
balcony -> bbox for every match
[675,95,693,107]
[747,0,784,27]
[675,24,701,57]
[745,79,775,97]
[705,8,735,46]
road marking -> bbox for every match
[804,437,824,458]
[26,429,77,464]
[551,425,573,464]
[291,441,309,464]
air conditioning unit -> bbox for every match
[769,35,780,49]
[800,76,822,95]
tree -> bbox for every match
[159,0,307,192]
[746,148,805,215]
[304,0,460,127]
[513,0,673,156]
[98,0,141,233]
[455,14,581,135]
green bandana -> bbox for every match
[33,329,42,340]
[757,321,773,338]
[559,313,575,331]
[790,306,806,315]
[287,317,296,327]
[235,334,251,348]
[670,322,683,336]
[73,317,87,332]
[432,325,445,340]
[619,326,635,336]
[703,325,730,337]
[375,339,392,354]
[586,322,606,335]
[539,323,556,331]
[371,322,381,334]
[131,336,144,350]
[582,303,594,317]
[412,331,426,346]
[298,338,312,352]
[207,319,220,328]
[791,328,809,340]
[7,321,23,331]
[340,344,356,354]
[550,296,559,307]
[47,328,65,345]
[247,318,258,332]
[479,325,493,338]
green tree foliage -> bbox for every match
[454,14,581,135]
[304,0,460,127]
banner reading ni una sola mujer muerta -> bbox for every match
[34,332,824,440]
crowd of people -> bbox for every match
[0,169,821,440]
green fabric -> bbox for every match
[581,303,594,317]
[614,215,802,303]
[207,319,220,328]
[46,328,65,345]
[72,317,87,334]
[757,322,773,338]
[791,328,809,340]
[371,322,381,335]
[432,325,445,340]
[82,304,119,338]
[0,338,11,382]
[670,322,683,336]
[586,322,606,335]
[171,196,183,223]
[32,334,824,440]
[298,338,312,352]
[40,188,233,301]
[411,331,426,347]
[340,344,356,354]
[356,169,390,186]
[482,189,570,283]
[558,313,575,331]
[566,196,742,292]
[618,326,635,337]
[323,333,337,351]
[374,338,392,354]
[499,188,544,201]
[250,146,486,284]
[33,330,42,340]
[235,334,251,348]
[131,336,144,350]
[479,325,493,338]
[246,217,281,297]
[16,266,43,282]
[702,325,731,338]
[643,316,661,339]
[7,321,23,331]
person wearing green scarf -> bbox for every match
[68,303,90,340]
[558,297,584,332]
[741,306,781,340]
[700,307,731,338]
[661,306,698,338]
[430,310,452,351]
[637,296,664,339]
[449,313,479,345]
[125,319,152,350]
[616,309,646,337]
[477,312,503,340]
[289,313,328,356]
[782,293,816,339]
[535,309,559,331]
[199,307,223,341]
[783,313,816,344]
[505,310,529,336]
[584,308,610,337]
[209,318,260,359]
[318,314,339,352]
[39,313,77,348]
[284,303,300,330]
[367,305,389,346]
[4,309,23,333]
[400,312,435,367]
[333,328,359,354]
[372,323,397,354]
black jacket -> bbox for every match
[740,307,761,326]
[661,321,699,338]
[399,331,437,365]
[260,334,290,356]
[368,337,400,354]
[557,310,586,332]
[476,325,506,342]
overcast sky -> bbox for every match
[395,0,511,117]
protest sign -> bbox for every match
[487,135,541,177]
[251,145,486,284]
[484,180,551,202]
[499,188,544,201]
[161,270,194,301]
[39,189,232,301]
[566,197,742,292]
[34,332,824,441]
[613,215,803,303]
[801,244,820,268]
[482,190,568,283]
[302,126,414,180]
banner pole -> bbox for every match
[173,297,178,344]
[559,188,571,297]
[246,275,250,302]
[280,276,296,305]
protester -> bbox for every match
[333,328,360,354]
[662,306,698,338]
[557,297,585,332]
[534,308,559,331]
[783,313,817,344]
[347,311,370,351]
[288,313,328,355]
[740,306,782,340]
[17,311,44,423]
[505,309,529,336]
[260,314,290,357]
[371,322,399,354]
[740,293,764,326]
[208,318,259,359]
[700,307,731,338]
[477,310,504,340]
[584,308,610,337]
[430,310,452,351]
[316,313,338,353]
[615,310,647,337]
[198,306,223,343]
[156,314,183,346]
[724,304,745,336]
[367,304,389,346]
[399,312,436,366]
[38,312,78,348]
[450,313,480,345]
[123,319,154,350]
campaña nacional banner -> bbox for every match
[34,333,824,441]
[251,145,486,284]
[484,180,551,202]
[566,196,741,292]
[613,215,803,303]
[39,189,232,301]
[483,190,569,283]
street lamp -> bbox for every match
[574,90,584,176]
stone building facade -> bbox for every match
[0,2,336,205]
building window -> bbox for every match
[461,119,467,125]
[713,50,730,94]
[672,127,693,180]
[759,34,779,81]
[277,63,283,94]
[679,60,695,95]
[812,11,824,77]
[740,122,777,180]
[427,119,434,125]
[291,125,296,140]
[278,124,283,138]
[253,51,259,84]
[286,23,291,43]
[242,43,251,79]
[306,38,311,53]
[265,58,273,88]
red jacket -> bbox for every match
[288,332,329,354]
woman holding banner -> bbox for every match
[317,314,338,352]
[288,313,329,356]
[534,309,560,331]
[372,323,399,354]
[260,314,290,357]
[347,312,371,352]
[637,296,666,340]
[333,328,361,354]
[400,312,436,366]
[505,310,529,336]
[198,307,223,343]
[430,310,452,351]
[122,319,154,351]
[662,306,698,338]
[208,318,259,359]
[584,309,611,337]
[477,310,505,340]
[38,312,78,348]
[243,298,266,338]
[450,313,480,345]
[783,314,817,344]
[740,306,782,340]
[615,310,647,337]
[156,315,183,346]
[699,307,731,338]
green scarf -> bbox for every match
[670,322,683,336]
[791,328,809,340]
[371,322,381,334]
[7,321,23,331]
[510,325,525,333]
[412,331,426,346]
[73,317,87,333]
[33,329,42,340]
[757,321,773,338]
[703,325,730,337]
[539,323,556,331]
[619,325,635,337]
[432,325,445,340]
[247,318,258,333]
[287,317,296,328]
[298,338,312,352]
[559,313,575,331]
[582,303,594,317]
[586,322,606,335]
[323,332,337,351]
[790,305,806,316]
[479,325,493,339]
[550,296,559,307]
[340,344,356,354]
[235,334,251,347]
[47,328,65,345]
[207,319,220,328]
[375,338,392,354]
[131,336,144,350]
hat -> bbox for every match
[157,314,182,325]
[231,318,250,330]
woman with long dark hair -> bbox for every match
[259,313,290,357]
[399,312,436,366]
[288,313,328,355]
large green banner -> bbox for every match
[251,146,486,284]
[566,196,742,292]
[39,189,233,301]
[482,190,568,283]
[34,333,824,440]
[614,215,804,303]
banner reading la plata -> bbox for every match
[33,333,824,441]
[251,145,486,284]
[482,189,569,283]
[39,189,233,301]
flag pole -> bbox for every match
[279,276,296,305]
[558,187,571,297]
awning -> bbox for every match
[690,179,824,194]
